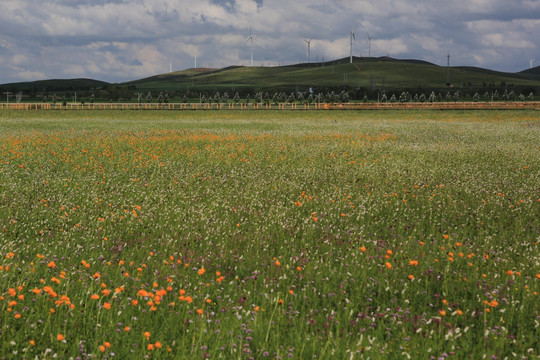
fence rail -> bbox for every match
[1,102,539,111]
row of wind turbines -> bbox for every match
[189,27,375,69]
[302,28,375,64]
[186,27,537,70]
[347,29,373,64]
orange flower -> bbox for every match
[124,326,131,332]
[197,267,206,276]
[47,261,56,268]
[360,246,367,252]
[91,294,99,300]
[155,341,162,349]
[99,345,106,352]
[103,302,111,310]
[385,262,392,269]
[196,308,203,315]
[456,309,463,316]
[57,334,65,341]
[408,274,414,280]
[147,344,155,351]
[439,310,446,316]
[143,331,151,340]
[275,260,281,266]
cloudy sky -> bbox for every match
[1,0,539,84]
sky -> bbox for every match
[0,0,539,84]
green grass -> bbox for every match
[129,58,540,92]
[0,110,539,359]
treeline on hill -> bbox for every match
[1,83,537,104]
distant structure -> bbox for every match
[366,33,372,57]
[529,57,535,69]
[305,39,312,63]
[446,53,451,86]
[349,28,355,63]
[246,26,255,67]
[194,50,198,68]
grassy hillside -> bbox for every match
[126,57,540,92]
[0,78,109,92]
[2,57,540,99]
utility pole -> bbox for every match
[446,53,451,85]
[350,29,355,64]
[4,91,13,104]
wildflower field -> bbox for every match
[0,109,539,359]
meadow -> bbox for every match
[0,109,539,359]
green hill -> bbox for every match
[125,57,540,93]
[2,57,540,100]
[0,78,109,92]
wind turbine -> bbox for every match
[194,49,198,68]
[349,28,355,63]
[246,26,255,67]
[304,39,312,63]
[366,33,373,57]
[529,57,535,69]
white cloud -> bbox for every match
[0,0,539,83]
[14,70,47,81]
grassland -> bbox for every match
[0,110,539,359]
[3,57,540,98]
[129,58,540,92]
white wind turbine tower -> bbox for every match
[529,57,535,69]
[246,26,255,67]
[305,39,312,63]
[366,33,373,57]
[349,28,355,63]
[194,49,198,68]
